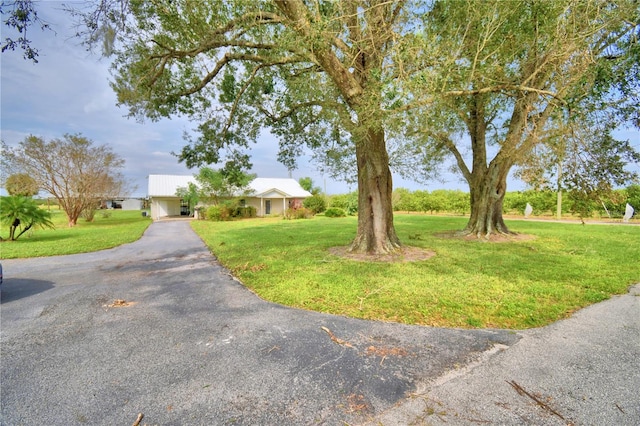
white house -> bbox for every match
[147,175,313,220]
[245,177,314,216]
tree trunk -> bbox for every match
[349,127,401,254]
[463,163,513,237]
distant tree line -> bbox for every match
[326,185,639,220]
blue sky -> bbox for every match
[1,3,637,197]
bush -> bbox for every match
[232,205,257,218]
[284,207,313,219]
[324,207,346,217]
[205,202,256,221]
[303,195,327,214]
[329,192,358,215]
[206,205,232,221]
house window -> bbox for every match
[239,199,246,207]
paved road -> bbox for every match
[1,221,518,425]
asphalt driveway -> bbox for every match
[2,221,638,425]
[1,221,517,425]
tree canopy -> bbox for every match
[4,173,39,196]
[2,134,132,227]
[3,0,639,245]
[0,0,52,62]
[101,0,424,253]
[178,164,256,208]
[402,0,640,236]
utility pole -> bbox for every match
[556,162,562,219]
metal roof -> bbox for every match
[249,178,312,198]
[148,175,312,198]
[147,175,197,197]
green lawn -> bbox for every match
[191,215,640,329]
[3,210,637,330]
[0,210,152,259]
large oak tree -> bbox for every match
[104,0,421,254]
[407,0,639,236]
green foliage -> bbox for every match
[408,0,638,235]
[80,201,102,222]
[2,134,130,227]
[191,215,640,329]
[206,205,231,222]
[329,192,358,215]
[284,207,313,220]
[193,165,255,205]
[205,201,256,221]
[0,195,54,240]
[233,205,257,218]
[175,182,200,212]
[392,188,415,212]
[0,0,51,62]
[5,173,39,196]
[298,177,322,195]
[303,195,327,214]
[391,189,470,214]
[324,207,346,218]
[562,130,639,220]
[0,210,151,258]
[503,191,558,215]
[627,184,640,210]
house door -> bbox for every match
[265,200,271,215]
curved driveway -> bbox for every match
[2,221,638,425]
[1,221,516,425]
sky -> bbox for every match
[1,3,637,198]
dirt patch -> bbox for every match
[434,231,536,243]
[105,299,137,308]
[365,345,409,358]
[328,246,435,263]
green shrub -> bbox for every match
[284,207,313,219]
[329,192,358,215]
[324,207,346,217]
[233,205,257,218]
[207,205,232,221]
[303,195,327,214]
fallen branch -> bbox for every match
[132,413,144,426]
[321,326,353,348]
[507,380,569,423]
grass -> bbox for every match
[3,209,637,330]
[0,210,152,259]
[191,214,640,329]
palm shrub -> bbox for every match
[0,196,55,240]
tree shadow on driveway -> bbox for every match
[0,278,54,303]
